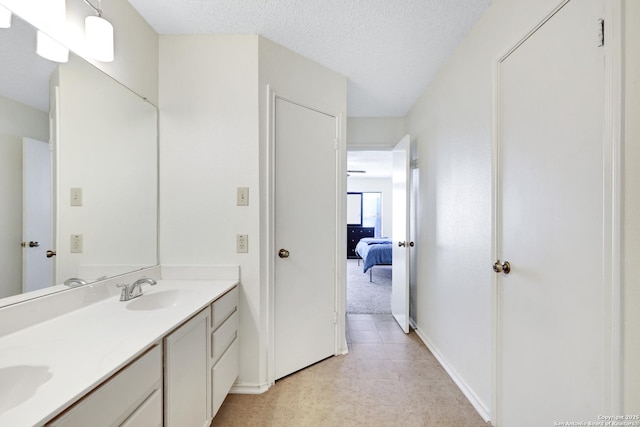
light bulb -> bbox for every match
[85,15,114,62]
[0,5,12,28]
[36,30,69,63]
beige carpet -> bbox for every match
[346,259,392,314]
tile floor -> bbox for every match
[212,314,488,426]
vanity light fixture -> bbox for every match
[0,5,11,29]
[83,0,114,62]
[34,0,69,62]
[36,30,69,62]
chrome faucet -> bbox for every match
[117,278,157,301]
[64,278,88,288]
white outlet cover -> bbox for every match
[237,187,249,206]
[236,234,248,253]
[70,234,83,253]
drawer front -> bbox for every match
[211,310,238,364]
[48,345,162,427]
[211,338,239,417]
[211,286,238,330]
[121,388,162,427]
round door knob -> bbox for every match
[46,250,57,258]
[278,249,290,258]
[493,260,511,274]
[398,241,406,247]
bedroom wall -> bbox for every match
[347,177,393,238]
[405,0,595,418]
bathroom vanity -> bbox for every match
[0,268,239,427]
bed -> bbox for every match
[355,238,393,281]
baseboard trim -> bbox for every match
[413,326,492,424]
[229,382,271,395]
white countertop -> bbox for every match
[0,279,237,427]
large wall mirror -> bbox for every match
[0,13,158,306]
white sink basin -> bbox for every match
[0,365,52,415]
[126,290,195,311]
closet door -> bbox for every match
[496,0,607,425]
[274,97,337,380]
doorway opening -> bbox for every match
[346,150,393,314]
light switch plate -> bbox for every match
[237,187,249,206]
[70,188,83,206]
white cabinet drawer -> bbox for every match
[211,338,239,416]
[121,388,162,427]
[211,287,238,330]
[211,310,238,364]
[48,345,162,427]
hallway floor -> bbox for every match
[212,314,487,426]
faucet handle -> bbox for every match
[117,283,130,301]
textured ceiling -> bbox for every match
[127,0,492,117]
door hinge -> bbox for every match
[597,18,604,47]
[334,312,338,324]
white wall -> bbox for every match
[258,36,348,365]
[346,117,403,242]
[407,0,640,417]
[159,34,346,390]
[159,34,262,387]
[406,0,589,417]
[0,95,48,298]
[347,177,393,237]
[623,0,640,413]
[56,55,158,283]
[347,117,406,149]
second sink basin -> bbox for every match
[126,290,195,311]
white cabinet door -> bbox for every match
[164,308,210,427]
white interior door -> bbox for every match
[274,98,337,380]
[22,137,52,293]
[391,135,411,333]
[496,0,606,424]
